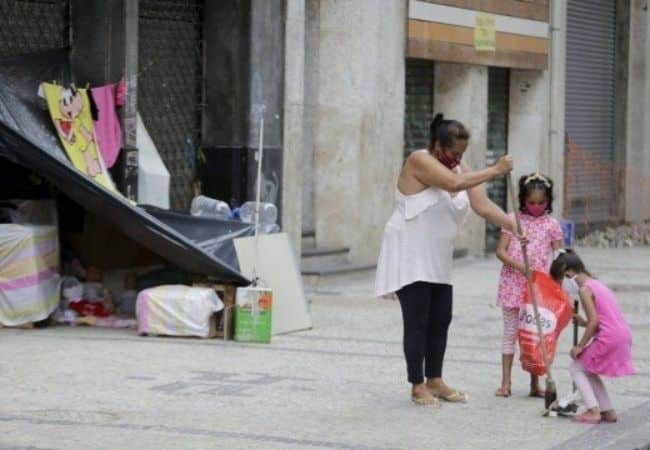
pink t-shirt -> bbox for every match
[579,278,634,377]
[497,213,563,308]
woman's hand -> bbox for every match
[570,345,584,360]
[514,230,529,247]
[503,220,529,246]
[573,314,587,327]
[494,155,514,176]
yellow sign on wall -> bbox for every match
[475,12,496,52]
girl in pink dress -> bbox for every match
[551,250,635,424]
[495,173,564,398]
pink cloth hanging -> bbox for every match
[116,78,126,107]
[91,84,122,168]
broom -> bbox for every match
[507,174,558,410]
[572,300,579,392]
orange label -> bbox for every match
[258,293,273,309]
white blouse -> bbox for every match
[374,185,470,297]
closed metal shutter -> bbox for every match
[486,67,509,252]
[139,0,203,211]
[0,0,69,57]
[404,59,434,156]
[565,0,617,224]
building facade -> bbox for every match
[0,0,287,214]
[2,0,649,270]
[295,0,650,271]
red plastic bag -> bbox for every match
[518,270,572,376]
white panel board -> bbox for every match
[234,233,312,335]
[137,113,171,209]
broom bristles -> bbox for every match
[545,378,558,410]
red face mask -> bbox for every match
[526,202,548,217]
[437,150,461,170]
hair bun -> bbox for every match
[430,113,445,137]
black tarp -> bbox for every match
[0,49,249,285]
[144,206,255,273]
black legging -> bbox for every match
[396,281,453,384]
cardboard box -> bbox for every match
[234,287,272,343]
[193,282,236,340]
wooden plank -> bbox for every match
[417,0,549,22]
[409,20,549,55]
[408,38,548,70]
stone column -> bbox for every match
[625,0,650,222]
[508,70,549,186]
[314,0,406,264]
[353,0,406,264]
[434,63,488,255]
[644,1,650,221]
[282,0,306,257]
[314,0,365,251]
[301,0,320,236]
[548,0,567,216]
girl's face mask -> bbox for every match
[526,201,548,217]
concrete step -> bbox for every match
[301,245,350,267]
[301,260,376,276]
[301,231,316,250]
[301,247,469,278]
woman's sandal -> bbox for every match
[574,412,601,424]
[495,386,511,397]
[411,394,440,407]
[431,389,469,403]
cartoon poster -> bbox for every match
[41,82,117,193]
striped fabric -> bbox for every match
[136,285,223,338]
[502,307,519,355]
[0,225,61,326]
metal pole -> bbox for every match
[252,113,264,285]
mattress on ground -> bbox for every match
[136,285,224,338]
[0,224,61,326]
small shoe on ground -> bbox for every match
[574,412,601,424]
[600,411,618,423]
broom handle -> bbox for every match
[507,174,554,381]
[572,300,579,391]
[573,300,579,346]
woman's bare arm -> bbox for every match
[578,286,599,348]
[466,182,515,230]
[409,151,511,193]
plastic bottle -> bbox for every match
[262,223,280,234]
[190,195,231,220]
[239,201,278,225]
